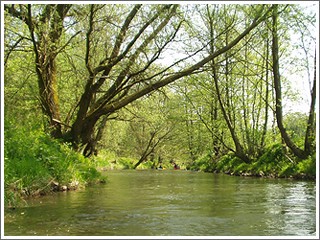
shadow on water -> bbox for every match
[4,170,317,236]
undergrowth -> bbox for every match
[189,144,316,180]
[4,120,105,208]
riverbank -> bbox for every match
[189,144,316,181]
[4,121,315,209]
[91,146,316,181]
[4,121,106,208]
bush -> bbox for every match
[187,143,315,180]
[233,162,250,175]
[190,152,215,172]
[91,149,114,170]
[278,164,296,178]
[139,160,155,169]
[215,153,243,173]
[296,155,316,177]
[249,144,286,176]
[117,157,135,169]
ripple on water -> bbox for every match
[4,170,316,236]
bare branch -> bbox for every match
[4,37,23,66]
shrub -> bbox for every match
[117,157,135,169]
[233,163,249,175]
[191,153,213,171]
[278,164,296,178]
[91,149,115,169]
[215,153,242,173]
[296,155,316,177]
[250,144,286,176]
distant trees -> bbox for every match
[171,5,275,163]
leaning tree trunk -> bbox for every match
[304,50,316,155]
[271,4,309,160]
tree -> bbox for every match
[271,4,316,160]
[5,4,73,138]
[5,4,273,157]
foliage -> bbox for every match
[91,149,114,170]
[4,119,103,208]
[296,155,316,177]
[117,157,136,169]
[189,152,215,172]
[137,160,155,170]
[4,3,277,157]
[249,144,286,176]
[199,144,316,180]
[283,112,309,147]
[215,154,244,174]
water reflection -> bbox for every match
[264,181,316,235]
[4,170,316,236]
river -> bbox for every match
[4,170,317,237]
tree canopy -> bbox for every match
[4,3,317,163]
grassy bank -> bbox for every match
[189,144,316,180]
[4,120,106,208]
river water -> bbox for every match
[4,170,317,237]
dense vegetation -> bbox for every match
[4,117,105,208]
[3,3,317,207]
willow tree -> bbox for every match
[4,4,272,156]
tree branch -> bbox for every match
[98,6,273,116]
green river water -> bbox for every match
[4,170,317,237]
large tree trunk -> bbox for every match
[29,5,71,138]
[37,53,62,138]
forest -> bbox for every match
[3,3,317,208]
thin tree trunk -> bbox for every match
[212,58,250,163]
[272,4,307,160]
[133,128,171,169]
[133,131,157,169]
[304,50,316,154]
[260,33,269,152]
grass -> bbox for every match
[4,120,105,208]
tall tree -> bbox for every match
[271,4,316,160]
[5,4,73,138]
[5,4,272,156]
